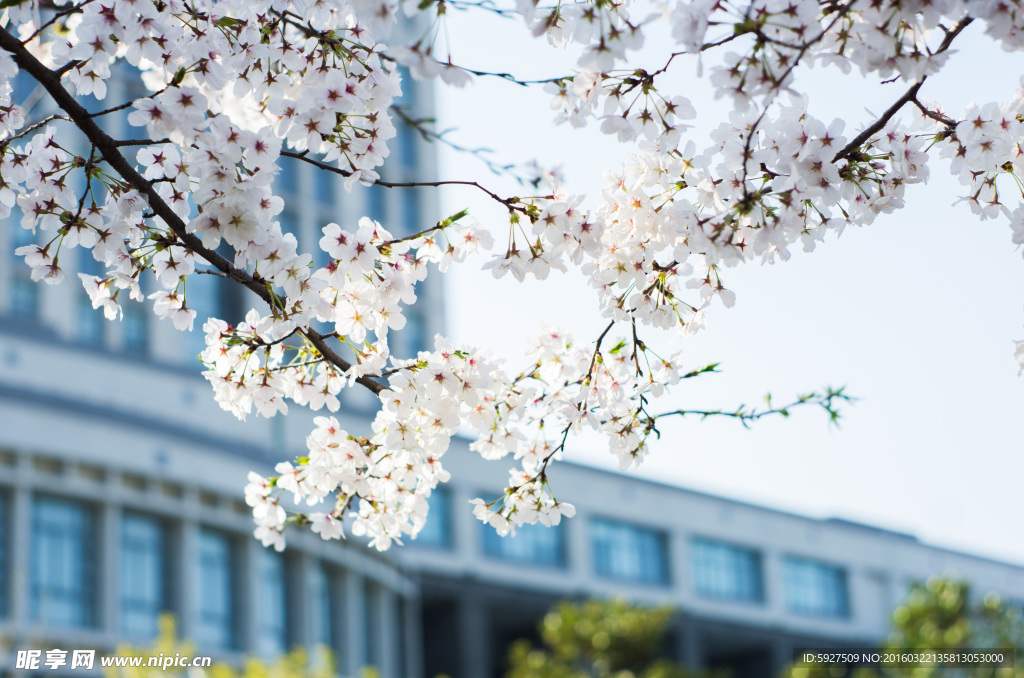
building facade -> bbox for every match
[399,446,1024,678]
[0,48,440,677]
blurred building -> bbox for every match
[403,447,1024,678]
[0,54,440,677]
[2,54,1024,678]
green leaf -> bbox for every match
[0,0,31,10]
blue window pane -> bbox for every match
[258,549,288,656]
[31,497,95,627]
[109,66,150,140]
[482,520,564,568]
[279,207,300,240]
[364,586,378,666]
[397,123,418,174]
[365,184,386,225]
[315,164,339,206]
[78,251,105,345]
[399,190,419,238]
[783,556,849,618]
[0,494,6,618]
[9,209,39,318]
[308,564,332,647]
[394,67,411,106]
[198,529,235,649]
[122,302,149,356]
[591,518,668,585]
[183,274,219,362]
[398,309,428,358]
[13,70,36,109]
[413,487,451,549]
[276,161,299,198]
[691,538,763,603]
[10,277,39,317]
[121,514,167,637]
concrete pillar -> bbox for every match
[566,510,589,587]
[671,531,691,605]
[456,594,489,678]
[100,503,121,633]
[763,549,785,615]
[343,572,368,676]
[451,486,479,567]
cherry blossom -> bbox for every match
[1,0,1021,551]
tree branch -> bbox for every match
[911,97,957,128]
[831,80,926,162]
[0,26,387,395]
[279,149,544,214]
[831,17,973,163]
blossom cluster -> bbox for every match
[3,0,1024,551]
[245,336,515,551]
[199,217,491,419]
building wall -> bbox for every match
[0,44,439,676]
[396,443,1024,678]
[0,329,421,676]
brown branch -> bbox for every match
[831,80,926,162]
[0,26,386,395]
[911,97,956,128]
[831,17,973,163]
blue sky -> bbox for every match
[430,11,1024,565]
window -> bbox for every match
[257,549,288,656]
[315,163,339,206]
[0,493,6,618]
[197,529,235,649]
[397,308,428,357]
[31,497,95,627]
[591,518,668,585]
[690,537,763,603]
[276,160,299,198]
[110,66,149,140]
[399,189,420,237]
[393,69,419,184]
[308,563,332,647]
[78,251,106,346]
[121,513,167,637]
[396,123,418,175]
[364,584,378,667]
[413,486,452,549]
[782,556,849,618]
[122,302,149,356]
[183,274,219,362]
[279,205,301,241]
[9,208,40,319]
[482,520,565,568]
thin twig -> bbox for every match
[831,17,973,162]
[279,149,541,215]
[0,27,386,395]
